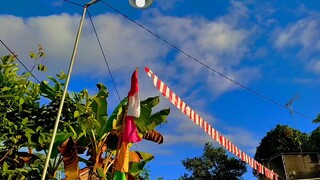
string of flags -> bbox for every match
[144,66,279,180]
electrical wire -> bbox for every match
[87,10,122,102]
[86,8,140,152]
[60,2,313,178]
[63,0,84,7]
[100,0,313,120]
[0,39,41,83]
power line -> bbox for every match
[63,0,122,102]
[87,10,122,102]
[63,0,84,7]
[0,39,41,83]
[99,1,313,120]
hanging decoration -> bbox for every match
[144,66,278,180]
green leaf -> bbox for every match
[3,162,8,171]
[38,51,45,58]
[25,127,35,144]
[0,94,15,98]
[40,80,56,99]
[136,108,170,134]
[132,151,154,162]
[91,84,109,134]
[74,110,80,118]
[313,114,320,124]
[51,132,73,158]
[47,76,63,91]
[9,67,19,74]
[1,86,11,91]
[129,152,154,177]
[21,117,29,126]
[38,134,44,145]
[57,71,67,80]
[36,126,42,132]
[19,97,25,105]
[37,64,47,72]
[103,98,127,135]
[141,96,160,108]
[29,52,37,59]
[97,168,107,180]
[96,83,109,97]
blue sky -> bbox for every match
[1,0,320,179]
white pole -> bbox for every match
[41,1,99,179]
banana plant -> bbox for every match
[104,96,170,178]
[40,73,170,179]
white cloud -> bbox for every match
[155,0,183,10]
[273,13,320,75]
[0,13,169,79]
[292,77,315,85]
[223,127,259,148]
[274,14,320,57]
[197,23,245,52]
[308,59,320,74]
[0,0,258,100]
[143,1,259,98]
[51,0,64,7]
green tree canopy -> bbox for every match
[311,116,320,151]
[254,124,316,163]
[313,114,320,124]
[180,142,247,180]
[310,126,320,151]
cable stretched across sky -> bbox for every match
[87,10,122,102]
[0,0,313,120]
[99,0,313,120]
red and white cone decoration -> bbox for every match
[145,66,278,180]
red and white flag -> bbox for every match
[122,69,142,143]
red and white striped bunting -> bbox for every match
[144,66,278,180]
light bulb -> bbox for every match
[136,0,145,7]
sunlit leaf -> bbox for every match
[128,152,154,177]
[91,83,109,138]
[136,108,170,134]
[40,81,56,99]
[102,98,127,136]
[1,86,11,91]
[19,97,25,105]
[51,132,73,158]
[74,110,80,118]
[97,168,106,180]
[3,162,8,171]
[29,52,36,59]
[21,118,28,126]
[37,64,47,72]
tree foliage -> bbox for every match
[310,126,320,150]
[311,114,320,151]
[0,50,49,179]
[0,51,170,179]
[254,124,317,163]
[180,142,247,180]
[313,114,320,124]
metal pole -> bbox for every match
[41,1,98,179]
